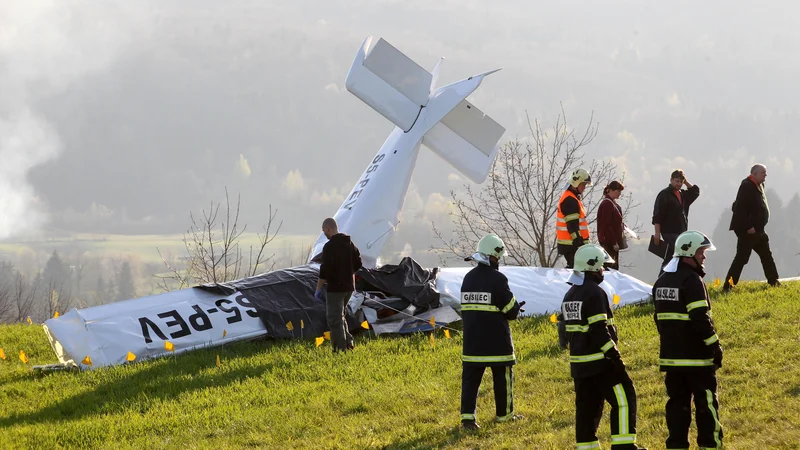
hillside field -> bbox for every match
[0,282,799,449]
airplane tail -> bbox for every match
[346,36,505,183]
[309,37,505,267]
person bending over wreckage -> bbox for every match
[459,234,526,430]
[562,244,645,450]
[316,217,363,352]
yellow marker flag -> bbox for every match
[430,332,435,347]
[549,313,558,323]
[82,355,92,366]
[53,311,59,319]
[165,341,174,352]
[216,354,221,368]
[315,337,325,347]
[126,351,136,362]
[728,277,734,287]
[713,277,721,288]
[286,321,294,331]
[19,350,29,364]
[323,331,331,340]
[27,316,32,325]
[222,329,227,338]
[0,348,6,360]
[444,329,451,339]
[613,294,621,305]
[300,320,305,329]
[429,316,436,327]
[360,321,369,330]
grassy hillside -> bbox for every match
[1,282,799,449]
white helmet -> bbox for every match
[477,234,506,259]
[570,168,592,188]
[574,244,614,272]
[673,230,715,257]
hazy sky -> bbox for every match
[3,1,799,260]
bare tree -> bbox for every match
[287,244,314,268]
[14,273,39,323]
[0,262,44,324]
[42,279,73,321]
[0,262,17,322]
[156,189,282,291]
[432,106,641,268]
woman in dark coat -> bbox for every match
[597,181,625,270]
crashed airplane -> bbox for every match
[42,36,652,370]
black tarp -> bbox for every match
[196,257,441,340]
[356,257,440,311]
[197,265,327,340]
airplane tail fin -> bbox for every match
[345,36,505,183]
[422,97,505,183]
[345,37,431,132]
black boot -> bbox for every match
[461,421,480,431]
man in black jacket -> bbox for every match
[317,218,363,352]
[653,230,723,450]
[459,234,524,430]
[652,169,700,269]
[562,244,644,450]
[722,164,780,291]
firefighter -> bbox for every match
[562,244,645,450]
[557,168,592,349]
[557,168,592,269]
[459,234,525,430]
[652,230,723,449]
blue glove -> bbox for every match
[314,289,325,303]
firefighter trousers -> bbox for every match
[460,364,514,422]
[664,370,723,449]
[563,246,577,269]
[574,369,639,449]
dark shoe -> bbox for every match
[346,343,355,350]
[769,280,782,287]
[461,421,480,431]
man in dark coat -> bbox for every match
[316,217,363,351]
[722,164,780,291]
[652,169,700,269]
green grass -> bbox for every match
[1,282,799,449]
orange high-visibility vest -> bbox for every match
[556,189,590,245]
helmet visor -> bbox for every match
[701,236,716,252]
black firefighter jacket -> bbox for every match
[460,263,522,366]
[652,262,720,372]
[562,275,623,379]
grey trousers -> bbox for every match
[326,291,354,351]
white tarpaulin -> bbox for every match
[436,267,653,315]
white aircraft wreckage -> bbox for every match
[42,36,652,370]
